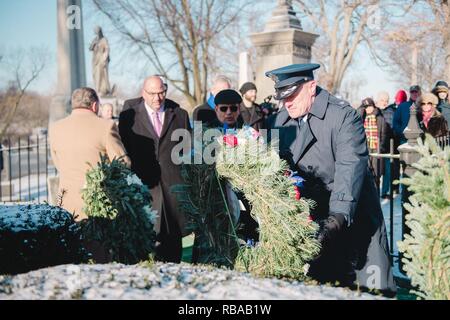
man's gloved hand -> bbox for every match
[316,213,346,248]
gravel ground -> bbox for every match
[0,262,388,300]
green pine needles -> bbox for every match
[81,155,157,264]
[174,127,320,280]
[398,135,450,300]
[216,129,320,279]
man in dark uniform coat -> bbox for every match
[267,64,396,296]
[119,76,191,262]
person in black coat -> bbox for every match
[212,90,259,241]
[418,92,449,138]
[267,64,396,296]
[239,82,266,131]
[119,76,191,263]
[432,80,450,125]
[357,97,393,185]
[192,75,232,126]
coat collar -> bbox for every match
[308,87,329,120]
[135,100,158,139]
[134,98,178,141]
[273,88,331,165]
[274,86,329,126]
[159,102,175,139]
[239,102,263,125]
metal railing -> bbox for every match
[369,139,400,265]
[436,133,450,148]
[369,134,449,269]
[0,134,57,203]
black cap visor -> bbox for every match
[274,83,302,100]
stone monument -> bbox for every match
[89,26,113,97]
[250,0,319,102]
[49,0,87,123]
[89,26,120,117]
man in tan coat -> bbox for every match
[49,87,130,221]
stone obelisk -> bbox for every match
[49,0,86,123]
[250,0,319,102]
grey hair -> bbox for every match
[71,87,99,109]
[212,75,232,87]
[376,91,389,102]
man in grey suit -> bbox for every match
[267,64,396,296]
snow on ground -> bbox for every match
[0,263,388,300]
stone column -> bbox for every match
[397,103,422,273]
[250,0,318,102]
[49,0,86,123]
[239,52,253,88]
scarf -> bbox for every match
[422,110,433,128]
[364,114,379,151]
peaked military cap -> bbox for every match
[214,89,242,105]
[265,63,320,100]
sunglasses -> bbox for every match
[219,105,238,112]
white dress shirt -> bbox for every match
[144,102,165,130]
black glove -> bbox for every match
[316,213,346,248]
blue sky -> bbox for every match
[0,0,400,104]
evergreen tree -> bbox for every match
[398,135,450,300]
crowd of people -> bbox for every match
[357,82,449,199]
[47,64,450,297]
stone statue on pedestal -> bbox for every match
[89,26,112,96]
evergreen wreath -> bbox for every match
[174,126,320,280]
[81,155,157,264]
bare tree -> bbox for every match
[0,47,48,140]
[383,30,446,90]
[425,0,450,81]
[294,0,392,94]
[92,0,250,108]
[380,1,449,90]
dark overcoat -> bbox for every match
[269,87,396,294]
[239,102,266,131]
[119,97,191,262]
[357,106,393,176]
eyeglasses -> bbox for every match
[144,89,167,99]
[420,102,434,106]
[219,105,239,112]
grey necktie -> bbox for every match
[297,115,307,132]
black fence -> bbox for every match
[436,133,450,148]
[369,138,400,265]
[0,134,57,203]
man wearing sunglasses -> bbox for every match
[267,63,396,296]
[213,89,244,130]
[213,89,259,246]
